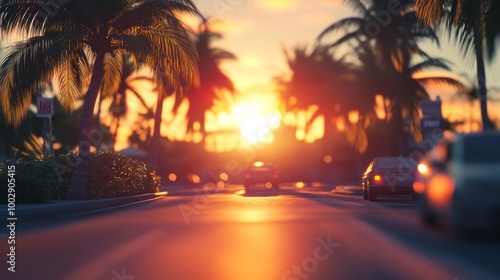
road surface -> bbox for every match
[1,184,499,280]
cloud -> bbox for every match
[257,0,298,10]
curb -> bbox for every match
[1,192,167,221]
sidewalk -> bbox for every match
[1,192,168,221]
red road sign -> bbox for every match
[36,97,54,117]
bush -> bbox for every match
[88,151,160,199]
[0,155,70,203]
[0,151,160,203]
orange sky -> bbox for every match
[53,0,500,150]
[172,1,499,148]
[2,0,500,152]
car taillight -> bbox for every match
[273,172,279,179]
[413,182,425,194]
[245,173,251,179]
[373,174,382,184]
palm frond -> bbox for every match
[136,24,200,92]
[11,131,43,159]
[0,0,53,35]
[57,47,90,110]
[415,0,445,26]
[345,0,370,17]
[100,51,124,99]
[0,32,75,126]
[317,17,364,43]
[415,76,469,93]
[211,48,237,61]
[410,58,452,74]
[111,0,204,33]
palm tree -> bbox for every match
[278,46,368,142]
[318,0,438,73]
[317,0,448,154]
[396,57,468,138]
[415,0,499,130]
[106,54,154,150]
[0,0,203,199]
[173,22,236,137]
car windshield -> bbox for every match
[463,135,500,163]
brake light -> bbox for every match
[273,172,279,179]
[245,173,251,179]
[413,182,425,194]
[373,175,382,184]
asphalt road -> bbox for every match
[1,184,500,280]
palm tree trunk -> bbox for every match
[475,29,491,130]
[323,111,333,143]
[354,114,365,184]
[67,51,105,200]
[95,93,103,127]
[392,100,406,156]
[150,94,164,168]
[383,97,391,155]
[112,118,120,151]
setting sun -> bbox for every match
[240,115,272,143]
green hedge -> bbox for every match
[88,151,160,199]
[1,151,160,203]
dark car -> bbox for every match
[362,157,417,201]
[244,162,279,190]
[415,132,500,236]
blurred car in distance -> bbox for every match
[362,157,417,202]
[415,131,500,237]
[244,162,279,190]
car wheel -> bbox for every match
[368,188,377,202]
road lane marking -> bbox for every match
[62,230,164,280]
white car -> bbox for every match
[415,131,500,236]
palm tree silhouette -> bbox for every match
[0,0,203,199]
[278,46,367,142]
[105,54,154,150]
[173,22,236,139]
[415,0,500,130]
[317,0,462,154]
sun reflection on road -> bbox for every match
[239,209,269,223]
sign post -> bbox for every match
[36,97,55,156]
[420,97,443,131]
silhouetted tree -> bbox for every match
[415,0,500,130]
[0,0,203,199]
